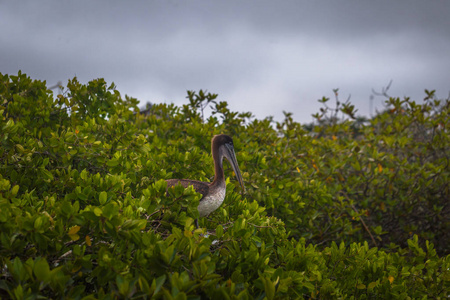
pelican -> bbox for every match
[166,134,245,223]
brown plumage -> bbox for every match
[166,134,245,220]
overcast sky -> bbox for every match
[1,1,449,123]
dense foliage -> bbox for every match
[0,72,449,298]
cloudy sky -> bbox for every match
[1,1,449,123]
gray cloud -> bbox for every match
[1,0,449,122]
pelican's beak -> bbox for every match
[224,143,245,193]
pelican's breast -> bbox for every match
[197,182,226,217]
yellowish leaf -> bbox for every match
[388,276,394,284]
[69,233,80,241]
[15,144,25,153]
[68,226,80,235]
[296,167,301,173]
[68,226,81,241]
[85,235,92,246]
[71,265,82,273]
[378,164,383,173]
[367,281,377,289]
[357,283,366,289]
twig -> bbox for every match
[350,204,378,247]
[341,191,378,247]
[248,222,274,229]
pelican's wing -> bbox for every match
[166,179,209,198]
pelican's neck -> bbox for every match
[211,144,225,186]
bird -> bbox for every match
[166,134,245,225]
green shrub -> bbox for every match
[299,90,449,254]
[0,72,448,298]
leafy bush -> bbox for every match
[0,72,449,298]
[300,90,449,254]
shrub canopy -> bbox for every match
[0,72,449,298]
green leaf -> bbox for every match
[42,157,49,168]
[99,191,107,205]
[41,169,54,181]
[34,258,50,282]
[11,185,19,197]
[216,225,223,239]
[262,276,275,300]
[153,274,166,295]
[107,159,119,167]
[116,275,130,296]
[34,216,43,230]
[14,284,23,300]
[102,203,119,220]
[10,257,27,281]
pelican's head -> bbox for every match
[212,134,245,192]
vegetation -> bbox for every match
[0,71,449,298]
